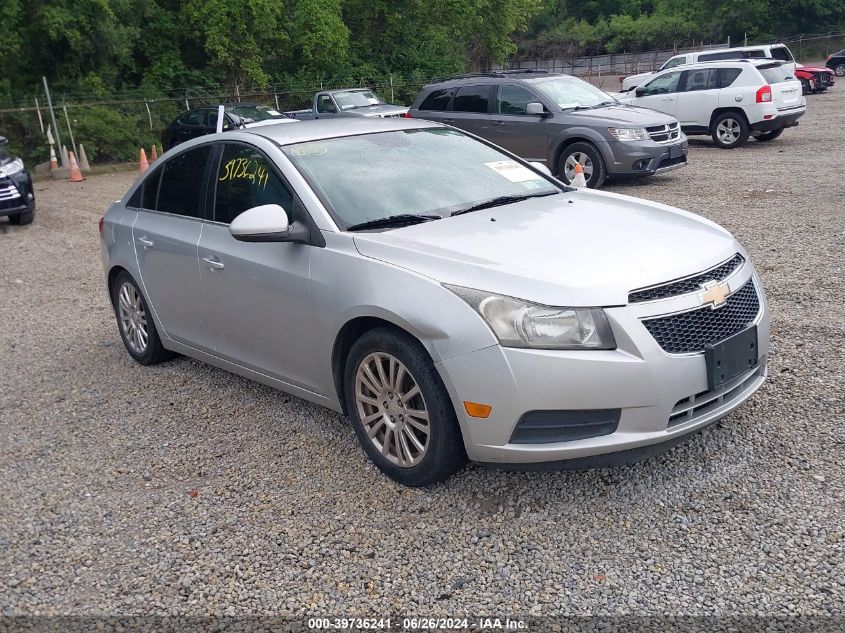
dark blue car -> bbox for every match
[0,137,35,225]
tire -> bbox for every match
[835,64,845,77]
[110,271,174,366]
[557,142,607,188]
[343,327,467,486]
[8,210,34,225]
[800,78,811,95]
[753,128,784,142]
[710,112,750,149]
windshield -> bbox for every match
[283,128,559,227]
[333,90,385,110]
[529,76,616,109]
[228,105,287,121]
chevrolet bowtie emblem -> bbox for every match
[701,280,729,309]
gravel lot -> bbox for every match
[1,90,843,621]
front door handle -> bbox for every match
[442,118,455,124]
[136,236,154,249]
[202,256,225,270]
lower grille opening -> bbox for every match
[510,409,621,444]
[668,364,764,428]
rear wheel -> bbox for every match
[111,271,174,365]
[710,112,749,149]
[557,142,606,188]
[344,327,467,486]
[8,210,34,225]
[753,128,784,142]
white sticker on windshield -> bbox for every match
[484,160,543,183]
[267,109,282,116]
[367,97,380,105]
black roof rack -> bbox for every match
[429,68,552,83]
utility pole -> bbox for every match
[42,76,65,167]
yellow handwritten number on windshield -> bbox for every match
[219,158,269,190]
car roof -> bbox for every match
[660,59,782,72]
[423,70,567,88]
[246,117,443,145]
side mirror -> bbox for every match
[529,162,552,177]
[229,204,298,242]
[635,86,646,97]
[526,102,546,116]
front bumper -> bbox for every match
[0,172,35,218]
[438,264,769,465]
[600,136,689,179]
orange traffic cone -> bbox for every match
[571,162,587,187]
[139,148,149,174]
[49,146,59,171]
[150,144,158,162]
[68,151,85,182]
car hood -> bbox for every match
[558,104,677,127]
[352,190,738,307]
[349,105,409,117]
[797,64,833,73]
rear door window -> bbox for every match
[213,143,294,224]
[141,168,162,209]
[451,85,492,113]
[156,145,212,217]
[682,68,719,91]
[496,84,539,114]
[418,88,453,111]
[179,110,207,126]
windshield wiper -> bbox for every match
[450,191,561,217]
[346,214,441,231]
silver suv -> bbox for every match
[409,70,688,188]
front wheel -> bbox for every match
[753,128,784,142]
[344,327,467,486]
[800,78,812,95]
[835,64,845,77]
[711,112,749,149]
[557,142,607,188]
[8,210,34,225]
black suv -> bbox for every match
[0,137,35,225]
[827,50,845,77]
[408,70,687,188]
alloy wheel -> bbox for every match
[118,282,149,354]
[564,152,594,182]
[354,352,430,467]
[716,118,741,145]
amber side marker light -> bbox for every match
[464,401,493,418]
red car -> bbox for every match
[795,63,835,94]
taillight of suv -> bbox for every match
[756,85,772,103]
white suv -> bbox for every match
[620,43,797,92]
[616,60,805,148]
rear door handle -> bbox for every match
[202,256,225,270]
[442,118,455,124]
[136,236,154,249]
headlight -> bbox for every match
[0,158,24,177]
[607,127,650,142]
[446,285,616,350]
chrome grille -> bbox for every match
[629,254,745,303]
[0,183,22,202]
[641,279,761,354]
[646,121,681,144]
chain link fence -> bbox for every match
[3,32,842,170]
[0,77,430,170]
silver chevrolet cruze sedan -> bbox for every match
[100,118,769,486]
